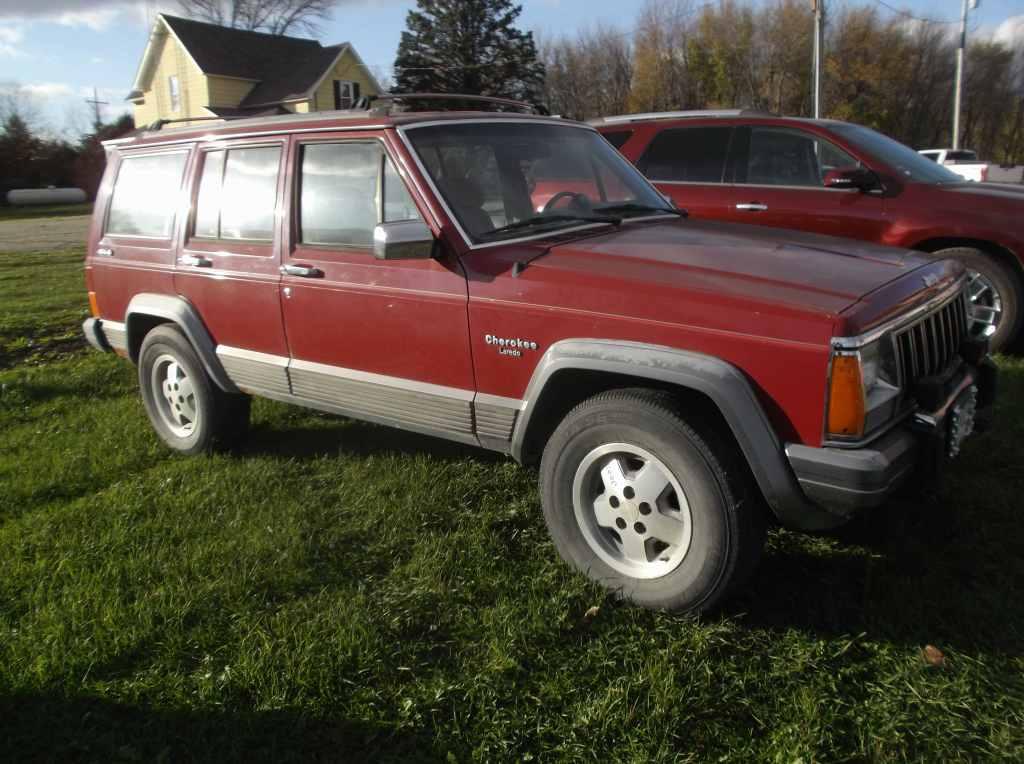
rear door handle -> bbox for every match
[280,264,323,278]
[735,203,768,212]
[96,247,113,257]
[179,255,212,267]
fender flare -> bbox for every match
[511,339,840,531]
[125,293,239,393]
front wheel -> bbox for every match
[539,388,765,613]
[935,247,1021,352]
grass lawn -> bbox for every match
[0,203,93,221]
[1,246,1022,761]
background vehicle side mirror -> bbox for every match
[373,220,436,260]
[823,166,881,193]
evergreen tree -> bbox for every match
[392,0,545,105]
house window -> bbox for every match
[168,75,180,112]
[333,80,360,110]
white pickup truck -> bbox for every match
[918,149,1024,184]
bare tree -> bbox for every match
[0,81,43,132]
[177,0,335,36]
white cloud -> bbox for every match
[994,15,1024,48]
[0,25,25,56]
[21,82,75,97]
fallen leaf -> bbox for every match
[922,644,946,668]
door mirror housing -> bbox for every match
[823,166,880,193]
[373,220,436,260]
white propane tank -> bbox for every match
[6,187,88,206]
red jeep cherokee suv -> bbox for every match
[82,97,994,612]
[594,110,1024,351]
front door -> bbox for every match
[278,131,476,442]
[722,126,889,242]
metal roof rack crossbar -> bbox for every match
[356,92,546,116]
[592,109,775,124]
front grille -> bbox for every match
[894,289,970,387]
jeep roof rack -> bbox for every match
[590,109,775,125]
[357,92,546,116]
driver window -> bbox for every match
[422,144,508,237]
[744,128,857,187]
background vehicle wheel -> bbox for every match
[138,325,251,454]
[539,388,766,613]
[934,247,1021,352]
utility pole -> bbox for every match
[953,0,979,149]
[85,87,109,133]
[812,0,824,119]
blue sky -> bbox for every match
[1,0,1021,138]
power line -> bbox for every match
[871,0,958,26]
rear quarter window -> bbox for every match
[106,152,188,237]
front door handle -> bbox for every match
[280,264,323,278]
[735,203,768,212]
[179,254,212,267]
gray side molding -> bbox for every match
[124,293,239,393]
[511,339,841,531]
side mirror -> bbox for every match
[373,220,436,260]
[823,166,880,193]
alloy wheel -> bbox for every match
[967,268,1003,340]
[150,353,199,438]
[572,443,693,579]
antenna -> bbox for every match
[85,87,109,132]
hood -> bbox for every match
[540,218,937,319]
[939,181,1024,203]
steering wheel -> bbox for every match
[543,191,592,214]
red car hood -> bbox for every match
[540,218,940,319]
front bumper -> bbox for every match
[785,358,996,518]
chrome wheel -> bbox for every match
[150,353,199,438]
[967,268,1003,339]
[572,443,693,579]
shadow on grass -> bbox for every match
[727,493,1024,655]
[0,692,433,763]
[242,416,504,464]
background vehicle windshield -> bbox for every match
[830,123,963,184]
[405,122,672,242]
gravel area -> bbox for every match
[0,215,91,253]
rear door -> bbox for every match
[277,131,476,441]
[636,125,737,218]
[723,125,889,242]
[174,138,290,392]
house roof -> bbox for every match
[130,14,379,108]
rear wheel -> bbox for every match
[138,325,250,454]
[934,246,1021,352]
[539,388,766,613]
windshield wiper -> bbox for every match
[595,202,687,218]
[480,213,621,240]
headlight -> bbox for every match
[827,334,901,439]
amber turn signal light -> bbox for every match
[827,354,865,438]
[88,291,100,318]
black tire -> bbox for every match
[934,246,1021,352]
[138,324,251,454]
[539,388,766,613]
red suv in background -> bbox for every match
[594,110,1024,351]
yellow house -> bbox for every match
[127,14,381,126]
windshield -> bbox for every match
[404,122,674,243]
[830,123,963,184]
